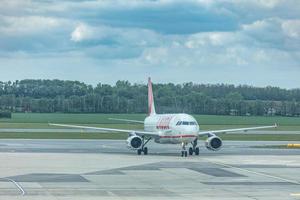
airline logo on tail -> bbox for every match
[148,77,156,116]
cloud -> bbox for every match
[37,0,299,35]
[71,23,95,42]
[281,20,300,39]
[242,18,300,51]
[0,15,64,35]
[0,15,74,53]
[68,22,164,59]
[0,0,299,88]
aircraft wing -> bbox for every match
[49,123,159,137]
[198,124,277,136]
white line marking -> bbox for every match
[204,159,300,185]
[1,178,25,196]
[291,193,300,196]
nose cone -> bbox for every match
[193,125,200,132]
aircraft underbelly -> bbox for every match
[155,135,197,144]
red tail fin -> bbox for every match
[148,77,156,116]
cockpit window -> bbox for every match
[182,121,189,125]
[176,121,198,125]
[176,121,182,125]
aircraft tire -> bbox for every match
[189,147,193,155]
[143,147,148,155]
[195,147,200,155]
[137,149,142,155]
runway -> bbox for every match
[0,139,299,155]
[0,139,300,200]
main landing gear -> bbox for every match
[137,136,151,155]
[188,139,200,156]
[182,139,200,157]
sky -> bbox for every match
[0,0,299,88]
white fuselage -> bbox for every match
[144,113,199,144]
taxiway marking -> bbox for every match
[204,159,300,185]
[1,178,25,196]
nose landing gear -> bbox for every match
[181,142,188,157]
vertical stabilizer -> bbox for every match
[148,77,156,116]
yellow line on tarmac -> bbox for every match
[287,144,300,148]
[290,193,300,196]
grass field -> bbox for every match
[0,132,299,141]
[1,113,300,125]
[0,113,299,140]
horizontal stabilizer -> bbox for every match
[108,118,144,124]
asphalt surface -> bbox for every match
[0,139,299,200]
[0,139,299,156]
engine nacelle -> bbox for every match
[126,135,143,150]
[205,136,222,151]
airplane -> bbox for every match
[50,78,277,157]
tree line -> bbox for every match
[0,79,299,116]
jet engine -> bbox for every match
[205,136,222,151]
[126,135,143,150]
